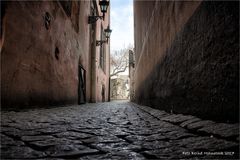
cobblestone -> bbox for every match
[1,101,239,159]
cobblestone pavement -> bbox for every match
[1,101,239,159]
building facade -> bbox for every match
[1,0,111,108]
[110,75,129,100]
[133,1,239,122]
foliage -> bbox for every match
[110,44,133,77]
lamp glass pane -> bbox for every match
[99,1,109,13]
[105,30,111,38]
[105,32,110,38]
[101,5,107,12]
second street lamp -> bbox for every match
[96,25,112,46]
[104,25,112,39]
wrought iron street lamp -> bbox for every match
[88,0,109,24]
[104,25,112,39]
[99,0,109,14]
[96,25,112,46]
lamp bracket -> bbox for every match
[88,16,103,24]
[96,39,108,46]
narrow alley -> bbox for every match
[1,101,239,159]
[1,1,239,159]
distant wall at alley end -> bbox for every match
[133,1,239,122]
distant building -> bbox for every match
[1,0,111,108]
[110,75,129,100]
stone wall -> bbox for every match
[133,1,239,122]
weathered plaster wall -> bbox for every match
[134,1,239,122]
[93,2,110,102]
[96,65,110,102]
[134,1,201,79]
[78,1,92,102]
[1,1,91,107]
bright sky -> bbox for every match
[110,0,134,53]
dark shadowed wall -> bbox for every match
[133,1,239,122]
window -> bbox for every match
[100,25,106,72]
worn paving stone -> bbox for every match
[175,136,239,151]
[164,130,197,140]
[1,101,239,159]
[1,134,25,146]
[21,135,55,142]
[109,150,146,160]
[1,146,47,159]
[37,126,67,134]
[91,142,131,152]
[37,159,65,160]
[160,114,195,124]
[133,140,173,150]
[185,120,215,130]
[81,135,124,144]
[135,104,170,119]
[27,138,64,150]
[125,134,168,142]
[69,128,107,136]
[142,146,191,159]
[45,144,99,158]
[80,151,145,160]
[180,117,202,128]
[107,127,130,137]
[126,129,161,136]
[54,131,93,139]
[1,127,23,138]
[198,123,239,138]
